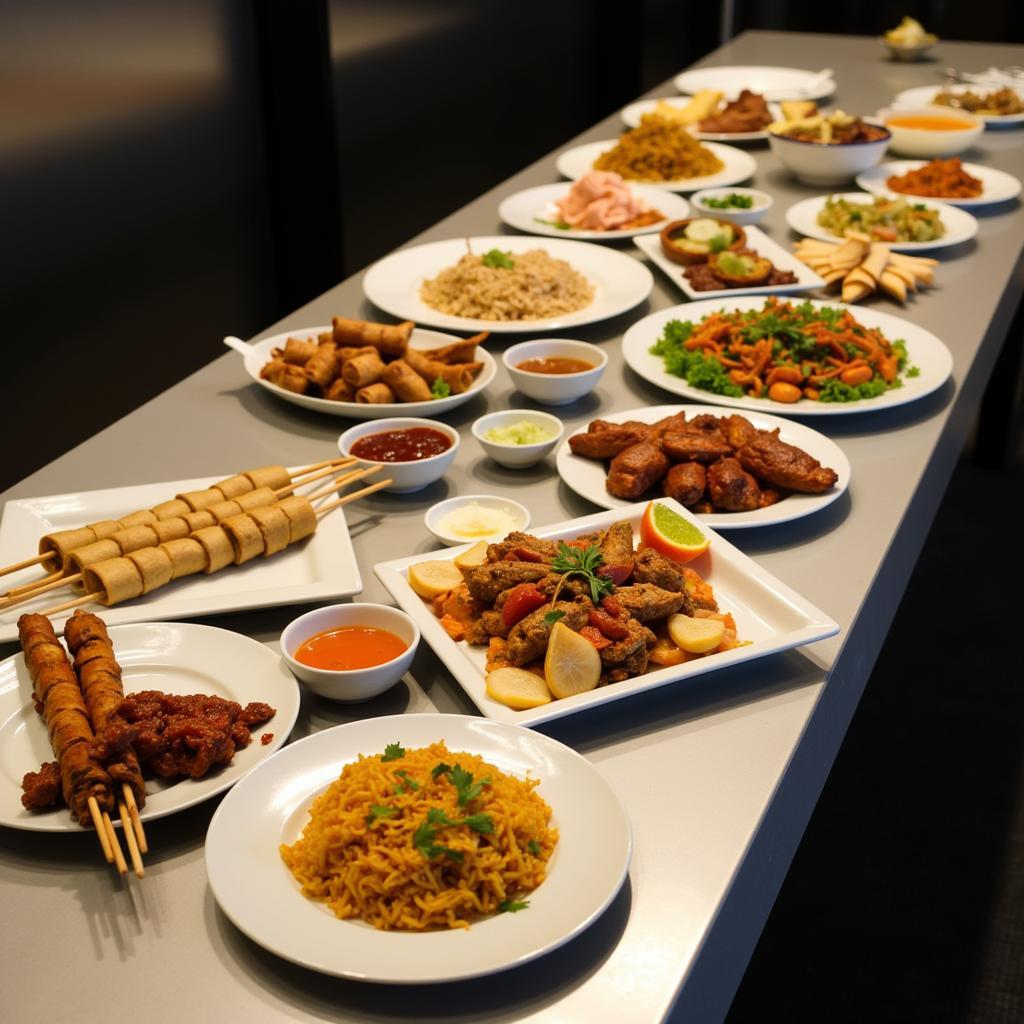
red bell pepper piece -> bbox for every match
[501,583,547,628]
[588,607,629,640]
[580,625,612,651]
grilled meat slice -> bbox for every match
[506,599,590,666]
[613,583,686,622]
[607,442,670,500]
[661,431,733,464]
[485,532,559,564]
[568,420,653,459]
[663,462,706,506]
[599,618,656,668]
[721,414,758,450]
[633,548,686,592]
[707,458,761,511]
[463,562,551,603]
[737,432,838,493]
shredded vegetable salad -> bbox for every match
[649,298,918,404]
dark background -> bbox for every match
[3,0,1021,491]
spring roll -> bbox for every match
[282,337,318,364]
[325,378,356,402]
[382,359,432,402]
[305,344,339,388]
[342,349,386,388]
[423,331,488,365]
[265,362,308,394]
[332,317,413,358]
[336,345,375,364]
[277,495,317,542]
[355,382,395,404]
[405,348,481,394]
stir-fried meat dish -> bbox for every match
[569,412,838,511]
[428,521,741,689]
[699,90,772,134]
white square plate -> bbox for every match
[375,500,838,727]
[0,473,362,642]
[635,225,825,300]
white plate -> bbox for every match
[635,225,825,300]
[892,85,1024,127]
[556,140,757,194]
[205,713,631,983]
[497,183,690,240]
[673,66,837,103]
[555,404,851,527]
[362,236,654,334]
[855,160,1023,207]
[620,97,783,141]
[0,622,299,832]
[375,501,839,728]
[621,296,954,416]
[785,192,978,251]
[0,473,362,642]
[229,326,496,419]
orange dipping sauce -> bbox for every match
[517,356,595,374]
[886,115,976,131]
[295,626,407,671]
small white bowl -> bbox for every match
[502,339,607,405]
[424,494,531,547]
[281,603,419,701]
[877,106,984,158]
[338,417,459,494]
[881,38,936,63]
[690,188,773,226]
[471,409,565,468]
[768,125,891,186]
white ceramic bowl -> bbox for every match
[338,417,459,494]
[502,339,607,405]
[768,125,891,186]
[424,494,531,547]
[280,603,419,701]
[689,187,773,226]
[881,38,936,63]
[877,106,984,158]
[471,409,565,468]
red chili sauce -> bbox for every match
[295,625,407,671]
[350,427,452,463]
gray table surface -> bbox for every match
[2,29,1023,1024]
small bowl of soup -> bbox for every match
[281,603,419,701]
[502,339,607,405]
[338,416,459,493]
[879,106,983,158]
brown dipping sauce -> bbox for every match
[517,357,595,375]
[351,427,452,462]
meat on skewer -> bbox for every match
[17,613,114,827]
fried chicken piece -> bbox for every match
[485,532,559,564]
[633,548,685,591]
[599,618,656,669]
[568,420,653,459]
[661,431,733,464]
[663,462,706,506]
[463,562,551,603]
[598,521,635,583]
[721,414,758,450]
[737,432,838,493]
[612,583,685,622]
[682,566,718,613]
[759,486,785,508]
[649,412,690,438]
[707,458,761,511]
[607,442,670,500]
[506,599,590,666]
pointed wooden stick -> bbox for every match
[2,567,64,601]
[305,464,384,502]
[123,784,147,854]
[0,552,52,581]
[89,796,114,863]
[39,591,101,617]
[275,460,355,498]
[315,478,393,516]
[0,570,83,611]
[289,456,354,481]
[119,800,144,878]
[102,811,128,876]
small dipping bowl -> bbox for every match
[338,416,459,494]
[471,409,565,468]
[689,188,773,226]
[281,603,419,701]
[877,106,983,158]
[424,494,531,547]
[502,339,607,405]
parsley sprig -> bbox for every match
[365,804,398,826]
[550,542,615,605]
[413,806,495,862]
[481,248,515,269]
[393,769,419,794]
[433,763,491,806]
[499,898,530,913]
[381,742,405,762]
[430,377,451,399]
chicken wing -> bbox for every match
[661,431,733,464]
[737,432,838,493]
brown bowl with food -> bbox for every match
[660,218,747,266]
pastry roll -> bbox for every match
[382,359,432,402]
[117,510,158,529]
[152,498,191,520]
[245,466,291,491]
[336,345,375,364]
[127,547,174,594]
[264,361,308,393]
[282,337,318,364]
[342,349,386,388]
[405,349,482,394]
[162,538,208,579]
[317,331,334,345]
[82,557,144,606]
[424,331,487,364]
[305,345,339,388]
[39,527,101,562]
[152,518,189,544]
[277,495,317,542]
[86,520,122,540]
[192,525,234,573]
[67,539,121,577]
[221,514,265,564]
[332,317,412,358]
[208,499,243,522]
[211,474,254,500]
[247,505,290,556]
[178,488,224,512]
[325,378,356,402]
[355,382,395,404]
[235,486,277,512]
[183,509,216,532]
[113,524,159,554]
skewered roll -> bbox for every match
[211,473,254,500]
[127,547,174,593]
[247,505,290,556]
[193,525,235,573]
[245,466,291,491]
[151,498,191,519]
[82,559,144,606]
[177,487,225,512]
[277,495,317,541]
[162,538,207,580]
[221,514,265,564]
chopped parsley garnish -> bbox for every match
[527,839,541,856]
[481,248,515,269]
[543,609,566,626]
[432,762,491,805]
[430,377,451,399]
[551,542,615,605]
[394,769,419,793]
[381,742,405,762]
[702,192,754,209]
[431,762,452,779]
[365,804,398,826]
[413,818,463,863]
[906,365,920,378]
[499,899,530,913]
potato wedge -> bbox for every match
[408,559,464,599]
[454,540,489,571]
[486,667,552,710]
[667,613,725,654]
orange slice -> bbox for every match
[640,501,710,564]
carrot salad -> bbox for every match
[649,298,919,403]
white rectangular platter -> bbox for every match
[0,473,362,642]
[635,225,825,300]
[375,499,838,727]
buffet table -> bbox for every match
[3,30,1023,1024]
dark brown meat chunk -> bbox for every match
[607,443,670,500]
[707,458,761,511]
[536,574,594,602]
[633,548,686,592]
[21,761,62,810]
[598,618,656,669]
[506,599,590,667]
[463,562,551,603]
[485,532,559,564]
[721,414,758,450]
[568,420,653,459]
[598,521,635,582]
[737,432,839,493]
[661,431,733,464]
[759,486,785,508]
[663,462,706,506]
[612,583,686,622]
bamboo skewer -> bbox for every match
[118,799,144,878]
[102,811,128,876]
[315,478,393,515]
[123,784,147,853]
[89,796,114,863]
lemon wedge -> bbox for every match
[544,621,601,699]
[667,613,725,654]
[454,540,489,571]
[486,667,552,710]
[408,560,463,599]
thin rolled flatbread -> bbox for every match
[67,539,121,577]
[183,509,216,532]
[113,524,159,554]
[152,518,189,544]
[152,498,191,520]
[235,486,276,512]
[221,514,265,564]
[178,488,224,512]
[356,382,395,404]
[245,466,291,491]
[82,558,144,605]
[118,510,158,529]
[162,538,208,579]
[212,474,254,500]
[277,496,317,542]
[208,499,243,523]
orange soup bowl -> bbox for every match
[879,106,984,158]
[281,603,419,701]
